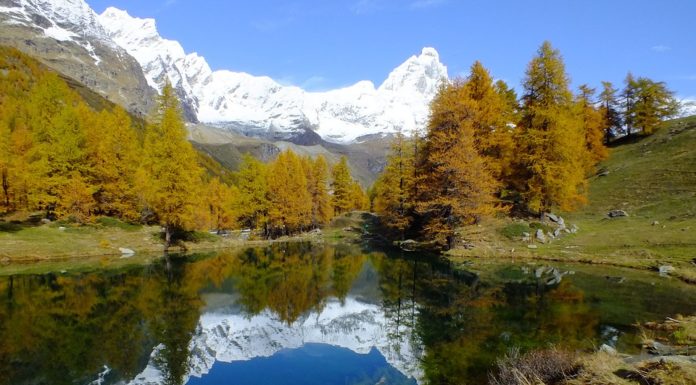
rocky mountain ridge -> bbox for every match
[98,7,449,143]
[0,0,156,115]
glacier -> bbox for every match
[98,7,449,144]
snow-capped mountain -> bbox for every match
[98,7,448,143]
[129,297,423,385]
[0,0,155,115]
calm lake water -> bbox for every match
[1,242,695,385]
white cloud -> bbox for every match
[651,45,671,53]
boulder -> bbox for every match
[658,265,675,276]
[545,213,560,223]
[40,218,51,224]
[599,344,617,355]
[646,341,677,356]
[119,248,135,257]
[58,226,66,231]
[527,244,538,249]
[569,224,579,234]
[395,239,419,251]
[608,210,629,218]
[652,221,660,226]
[535,229,546,243]
[553,228,562,238]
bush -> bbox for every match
[162,228,218,244]
[489,347,579,385]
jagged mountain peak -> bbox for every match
[378,46,447,98]
[5,1,450,143]
[1,0,107,41]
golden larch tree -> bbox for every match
[266,150,312,236]
[515,41,587,213]
[416,82,499,249]
[139,83,203,248]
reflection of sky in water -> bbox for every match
[186,343,417,385]
[129,262,423,385]
[3,244,696,385]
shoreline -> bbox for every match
[447,250,696,285]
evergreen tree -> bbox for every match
[622,72,637,137]
[139,83,203,248]
[307,155,332,226]
[631,77,679,135]
[463,62,516,186]
[234,154,269,230]
[599,81,622,143]
[26,74,89,217]
[205,177,237,232]
[331,157,353,216]
[87,106,140,220]
[373,131,415,237]
[349,181,369,211]
[415,82,499,249]
[267,150,312,236]
[576,85,608,166]
[516,41,587,213]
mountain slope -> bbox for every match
[452,116,696,282]
[0,0,156,116]
[98,7,448,144]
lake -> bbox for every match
[1,242,695,385]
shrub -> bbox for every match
[489,347,579,385]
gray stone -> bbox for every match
[527,244,538,249]
[652,221,660,226]
[396,239,419,251]
[569,224,579,234]
[658,265,675,276]
[553,228,562,238]
[58,226,66,231]
[599,344,617,355]
[535,266,546,277]
[119,248,135,257]
[535,229,546,243]
[40,218,51,224]
[646,341,676,356]
[608,210,629,218]
[546,213,560,223]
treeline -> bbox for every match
[372,41,679,249]
[0,47,367,244]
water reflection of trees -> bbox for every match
[0,243,369,385]
[227,242,367,324]
[372,256,601,385]
[1,246,620,385]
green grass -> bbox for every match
[95,216,143,231]
[500,223,531,239]
[451,116,696,283]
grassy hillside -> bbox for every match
[451,116,696,282]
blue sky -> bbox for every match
[87,0,696,99]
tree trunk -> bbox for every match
[164,225,172,250]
